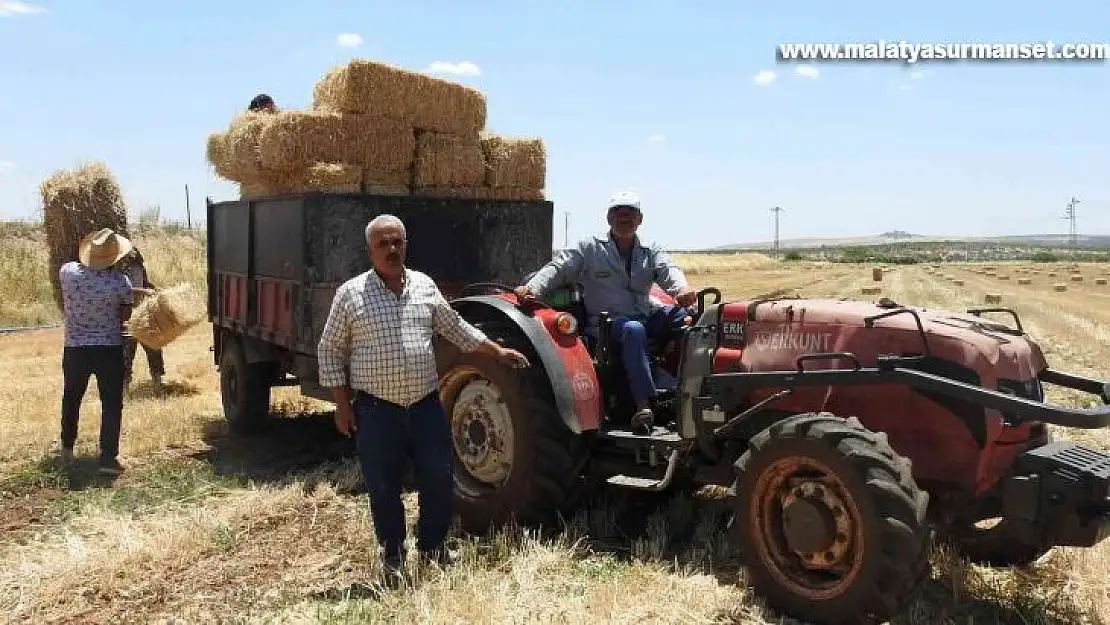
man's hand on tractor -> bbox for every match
[514,285,536,302]
[675,287,697,308]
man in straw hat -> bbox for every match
[58,227,135,475]
[116,247,165,390]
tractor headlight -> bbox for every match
[554,313,578,336]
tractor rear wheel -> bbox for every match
[438,333,588,534]
[729,413,931,625]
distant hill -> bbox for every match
[713,233,1110,251]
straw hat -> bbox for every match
[79,228,133,270]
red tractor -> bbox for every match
[436,282,1110,625]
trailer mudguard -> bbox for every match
[449,295,601,434]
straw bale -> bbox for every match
[279,163,363,194]
[257,110,415,173]
[860,287,882,295]
[479,133,547,188]
[312,59,487,135]
[412,132,485,188]
[125,283,206,349]
[218,112,273,183]
[984,293,1002,304]
[238,182,278,199]
[1096,278,1107,285]
[40,161,129,310]
[1070,274,1083,282]
[953,280,964,286]
[1053,284,1067,292]
[1017,278,1032,285]
[412,186,545,201]
[871,267,882,281]
[365,185,411,196]
[998,275,1010,281]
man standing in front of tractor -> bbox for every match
[316,214,531,579]
[515,190,696,433]
[58,228,135,475]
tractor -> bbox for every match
[435,281,1110,625]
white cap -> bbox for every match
[606,190,641,212]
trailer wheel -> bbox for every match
[219,336,272,434]
[729,413,931,625]
[438,332,588,534]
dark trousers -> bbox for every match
[61,345,125,459]
[609,305,690,404]
[354,390,454,565]
[123,336,165,379]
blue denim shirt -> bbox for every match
[525,232,689,335]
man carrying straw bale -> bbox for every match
[514,190,697,435]
[58,228,135,475]
[316,214,530,583]
[116,247,165,391]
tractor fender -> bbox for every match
[450,295,601,434]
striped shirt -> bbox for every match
[316,267,488,407]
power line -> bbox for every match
[770,206,784,258]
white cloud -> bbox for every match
[424,61,482,77]
[336,33,363,48]
[0,1,44,17]
[753,70,776,87]
[794,65,820,79]
[646,134,666,144]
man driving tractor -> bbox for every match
[515,190,697,433]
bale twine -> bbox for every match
[479,132,546,190]
[871,267,882,281]
[312,59,487,135]
[1017,278,1032,285]
[1053,284,1067,292]
[984,293,1002,304]
[125,283,205,349]
[40,161,129,310]
[861,286,882,295]
[257,110,415,174]
[412,131,486,188]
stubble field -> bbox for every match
[1,226,1109,624]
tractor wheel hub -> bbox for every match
[451,379,514,486]
[779,480,853,571]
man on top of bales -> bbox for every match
[117,247,165,390]
[58,228,135,475]
[248,93,277,113]
[515,190,697,434]
[316,214,531,579]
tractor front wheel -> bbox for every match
[729,413,931,625]
[438,341,588,534]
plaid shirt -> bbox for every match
[316,268,488,407]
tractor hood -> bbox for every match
[737,298,1047,385]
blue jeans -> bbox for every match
[609,305,689,406]
[354,390,454,565]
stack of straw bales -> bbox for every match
[40,162,129,311]
[206,59,546,201]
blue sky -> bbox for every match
[1,1,1108,249]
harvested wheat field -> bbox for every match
[2,234,1110,624]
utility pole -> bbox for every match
[564,210,570,250]
[185,184,192,230]
[1062,197,1079,256]
[770,206,784,258]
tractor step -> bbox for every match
[605,449,680,492]
[600,426,682,443]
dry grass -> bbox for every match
[2,234,1110,624]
